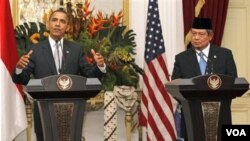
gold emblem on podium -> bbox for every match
[207,74,222,90]
[57,75,73,91]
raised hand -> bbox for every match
[16,50,33,69]
[91,49,105,67]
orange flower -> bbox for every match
[96,11,108,24]
[30,33,40,44]
[43,32,50,37]
[110,11,123,28]
[88,18,101,36]
[87,13,109,37]
[83,0,93,21]
[95,11,108,31]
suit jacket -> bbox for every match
[171,45,238,141]
[12,39,104,85]
[171,44,237,80]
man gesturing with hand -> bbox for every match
[12,9,106,141]
[12,9,106,85]
[16,50,33,69]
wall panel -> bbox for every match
[223,0,250,124]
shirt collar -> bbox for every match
[195,43,210,57]
[48,36,64,47]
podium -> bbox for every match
[24,74,102,141]
[166,74,249,141]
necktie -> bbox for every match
[199,52,207,75]
[54,42,62,74]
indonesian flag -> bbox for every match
[0,0,27,140]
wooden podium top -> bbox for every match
[23,74,102,99]
[166,74,249,100]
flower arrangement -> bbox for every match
[15,0,143,91]
[15,22,49,57]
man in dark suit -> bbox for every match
[12,10,106,84]
[172,18,237,79]
[12,9,106,141]
[171,18,237,141]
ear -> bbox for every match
[209,33,214,40]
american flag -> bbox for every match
[140,0,177,140]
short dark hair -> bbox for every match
[49,9,69,21]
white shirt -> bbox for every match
[48,36,63,57]
[195,43,210,62]
[49,37,63,74]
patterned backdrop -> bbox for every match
[18,0,123,24]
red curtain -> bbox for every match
[183,0,229,46]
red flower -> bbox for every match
[110,11,123,28]
[83,0,93,21]
[85,56,94,64]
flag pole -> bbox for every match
[26,100,33,141]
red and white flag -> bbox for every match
[140,0,177,140]
[0,0,27,140]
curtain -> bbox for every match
[183,0,229,46]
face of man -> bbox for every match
[47,11,69,40]
[190,28,213,50]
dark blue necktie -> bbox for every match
[199,52,207,75]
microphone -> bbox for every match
[194,49,214,74]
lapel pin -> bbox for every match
[66,51,70,53]
[214,55,217,58]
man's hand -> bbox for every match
[16,50,33,69]
[91,49,105,67]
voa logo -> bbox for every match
[226,129,246,136]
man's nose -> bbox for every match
[55,21,60,26]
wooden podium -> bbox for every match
[24,74,102,141]
[166,74,249,141]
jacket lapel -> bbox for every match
[188,49,201,76]
[43,40,58,74]
[62,40,72,73]
[208,45,218,66]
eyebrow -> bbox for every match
[51,17,67,23]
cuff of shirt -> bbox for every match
[98,63,106,73]
[15,68,23,75]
